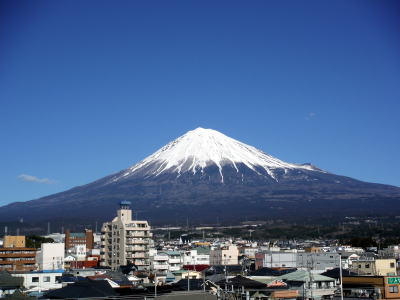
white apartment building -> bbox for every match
[150,250,183,275]
[151,252,169,276]
[35,243,65,271]
[101,201,152,270]
[210,244,239,265]
[166,251,182,271]
[182,248,210,265]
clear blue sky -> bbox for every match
[1,0,399,206]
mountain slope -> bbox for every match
[1,128,399,226]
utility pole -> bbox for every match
[154,274,157,297]
[339,255,344,300]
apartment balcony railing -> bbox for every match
[154,256,168,261]
[126,246,146,252]
[153,264,169,270]
[126,239,149,245]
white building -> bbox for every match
[255,252,340,271]
[165,251,183,271]
[36,243,65,271]
[151,252,169,276]
[150,250,183,276]
[182,248,210,265]
[11,270,63,291]
[101,201,152,270]
[210,244,239,265]
[68,245,86,261]
[379,245,400,259]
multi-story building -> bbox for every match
[379,246,400,260]
[342,275,400,299]
[101,201,152,270]
[182,248,210,265]
[210,244,239,265]
[151,252,169,276]
[0,248,36,271]
[65,229,94,250]
[150,250,183,276]
[351,258,397,276]
[255,252,340,272]
[36,243,65,271]
[255,251,297,269]
[3,236,25,248]
[166,251,183,271]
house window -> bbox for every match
[389,286,399,293]
[390,263,395,268]
[43,276,51,282]
[32,277,39,283]
[365,264,370,268]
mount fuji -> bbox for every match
[1,128,400,226]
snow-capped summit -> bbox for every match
[1,127,399,225]
[112,127,323,183]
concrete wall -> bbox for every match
[36,243,65,271]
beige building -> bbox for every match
[210,244,239,265]
[352,258,397,276]
[3,236,25,248]
[101,201,152,270]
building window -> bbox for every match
[43,276,51,282]
[365,264,370,268]
[389,286,399,293]
[32,277,39,283]
[390,263,395,268]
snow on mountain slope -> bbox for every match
[111,127,324,183]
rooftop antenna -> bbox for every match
[95,221,98,233]
[47,222,51,235]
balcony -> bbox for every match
[134,260,149,266]
[153,264,169,270]
[154,255,168,261]
[126,246,146,252]
[127,232,146,237]
[126,239,148,245]
[132,253,149,259]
